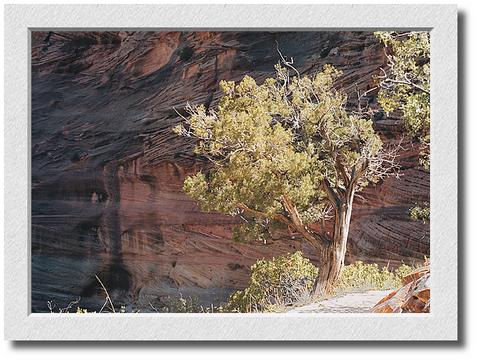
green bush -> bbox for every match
[226,252,319,312]
[335,261,413,292]
[393,263,414,282]
[409,204,430,223]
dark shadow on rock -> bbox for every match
[80,260,131,299]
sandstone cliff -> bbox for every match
[31,31,430,311]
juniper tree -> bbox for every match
[174,63,399,294]
[375,31,430,224]
[375,31,430,170]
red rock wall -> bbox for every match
[31,31,429,311]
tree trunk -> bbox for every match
[314,191,355,295]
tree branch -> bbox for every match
[322,178,341,207]
[281,195,303,226]
[237,201,329,250]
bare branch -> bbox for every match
[275,41,300,78]
[149,302,159,313]
[58,297,81,313]
[365,138,404,183]
[47,300,55,313]
[322,178,340,206]
[95,275,116,313]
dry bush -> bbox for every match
[225,252,318,312]
[335,261,414,293]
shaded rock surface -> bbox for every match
[31,31,430,312]
[372,266,430,313]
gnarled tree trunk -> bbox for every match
[314,190,355,295]
[243,187,357,296]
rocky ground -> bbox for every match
[289,290,390,313]
[290,267,430,314]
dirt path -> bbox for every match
[288,290,390,313]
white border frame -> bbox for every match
[4,4,457,341]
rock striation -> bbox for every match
[372,266,430,313]
[31,31,430,311]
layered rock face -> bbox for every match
[31,31,430,312]
[372,266,430,313]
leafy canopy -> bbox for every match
[375,31,430,169]
[174,64,389,242]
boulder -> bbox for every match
[372,266,430,313]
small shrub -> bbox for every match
[409,204,430,223]
[393,263,414,282]
[155,294,202,313]
[225,252,319,313]
[335,261,413,293]
[76,307,94,314]
[152,294,224,313]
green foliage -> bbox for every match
[232,218,271,244]
[393,263,414,281]
[225,256,414,313]
[174,63,389,240]
[226,252,319,312]
[375,31,430,170]
[335,261,413,292]
[409,204,430,223]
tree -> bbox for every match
[375,31,430,170]
[375,31,430,225]
[174,62,399,294]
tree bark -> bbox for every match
[314,190,355,295]
[239,186,356,296]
